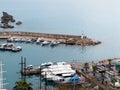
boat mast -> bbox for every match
[0,60,5,90]
[0,60,3,89]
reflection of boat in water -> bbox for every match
[0,43,22,52]
[41,62,80,84]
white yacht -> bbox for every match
[41,41,50,46]
[41,62,80,84]
[50,39,60,46]
[36,37,44,44]
[0,43,22,52]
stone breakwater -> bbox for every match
[0,31,101,46]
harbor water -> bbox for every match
[1,0,120,89]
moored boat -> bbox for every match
[41,41,50,46]
[36,37,44,44]
[41,61,80,84]
[0,43,22,52]
[50,39,60,47]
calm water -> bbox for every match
[1,0,120,89]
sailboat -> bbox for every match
[0,61,7,90]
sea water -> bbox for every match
[1,0,120,89]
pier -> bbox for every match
[0,31,101,46]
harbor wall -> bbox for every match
[0,31,81,39]
[0,31,101,45]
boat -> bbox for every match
[50,39,60,47]
[0,43,22,52]
[7,37,20,42]
[25,65,33,69]
[12,46,22,52]
[41,62,80,84]
[36,37,44,44]
[0,61,7,90]
[40,62,53,69]
[25,39,32,43]
[41,41,50,46]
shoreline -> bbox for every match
[0,31,101,46]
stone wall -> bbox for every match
[0,31,81,39]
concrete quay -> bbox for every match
[0,31,101,46]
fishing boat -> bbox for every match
[0,43,22,52]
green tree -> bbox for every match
[84,62,89,72]
[108,59,112,65]
[111,78,117,86]
[13,79,33,90]
[92,65,97,76]
[107,59,113,71]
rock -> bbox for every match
[0,12,23,29]
[0,12,15,29]
[1,12,15,24]
[16,21,22,25]
[0,23,14,29]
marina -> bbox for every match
[1,0,120,89]
[0,31,101,46]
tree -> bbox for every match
[13,79,33,90]
[111,78,117,86]
[108,59,112,65]
[84,62,89,72]
[92,65,97,76]
[107,59,113,71]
